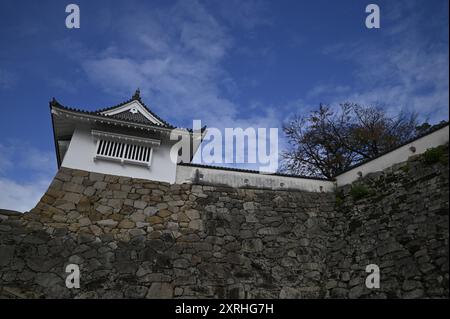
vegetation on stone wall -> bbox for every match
[423,144,448,165]
[328,144,449,298]
[349,185,370,201]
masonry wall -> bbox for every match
[0,145,448,299]
[326,145,449,298]
[0,168,335,298]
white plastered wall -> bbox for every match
[60,124,448,191]
[61,126,177,183]
[176,125,449,191]
[335,125,449,186]
[176,165,335,192]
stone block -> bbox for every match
[97,219,118,227]
[118,219,135,229]
[146,283,173,299]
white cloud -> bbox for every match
[0,144,13,173]
[75,0,280,132]
[318,0,449,122]
[0,142,55,212]
[210,0,271,30]
[0,177,51,213]
[74,0,286,173]
[307,85,351,99]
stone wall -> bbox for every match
[0,168,335,298]
[326,145,449,298]
[0,145,448,299]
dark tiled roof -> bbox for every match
[49,90,207,168]
[49,96,207,134]
[109,110,156,124]
[93,89,174,128]
[50,89,176,128]
[50,99,172,130]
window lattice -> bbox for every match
[95,139,153,166]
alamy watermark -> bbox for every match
[169,120,279,173]
[365,264,380,289]
[65,4,80,29]
[65,263,80,289]
[64,4,381,32]
[365,4,380,29]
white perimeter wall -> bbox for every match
[335,125,449,186]
[176,165,335,192]
[61,124,448,192]
[62,126,177,183]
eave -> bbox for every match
[49,100,207,168]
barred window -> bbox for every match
[92,130,160,168]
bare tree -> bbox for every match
[280,103,419,178]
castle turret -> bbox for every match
[49,90,204,183]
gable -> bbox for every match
[99,101,166,126]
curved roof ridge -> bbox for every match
[50,98,172,129]
[50,90,176,128]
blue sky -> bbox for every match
[0,0,448,211]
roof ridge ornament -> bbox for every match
[132,88,141,101]
[48,91,185,129]
[49,97,60,108]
